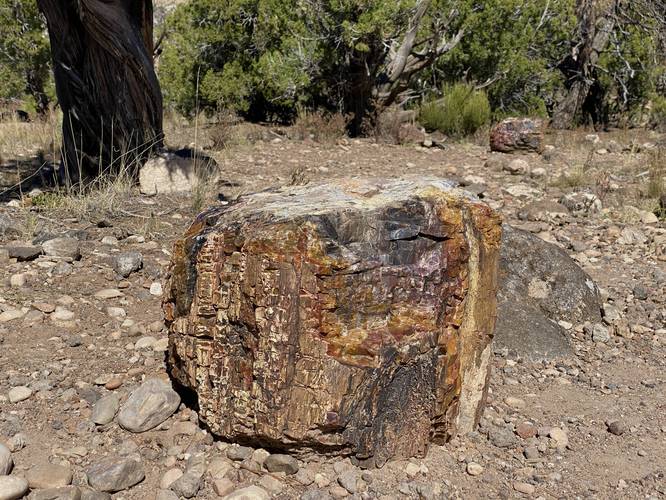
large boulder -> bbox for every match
[164,177,502,468]
[495,225,602,360]
[490,118,545,154]
[139,149,219,195]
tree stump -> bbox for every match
[164,178,502,467]
[490,118,545,154]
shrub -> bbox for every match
[650,94,666,130]
[292,109,348,144]
[419,83,490,137]
[0,0,54,114]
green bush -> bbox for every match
[0,0,54,114]
[419,83,490,137]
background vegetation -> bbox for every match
[1,0,665,134]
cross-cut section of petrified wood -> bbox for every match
[164,178,502,468]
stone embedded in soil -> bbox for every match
[226,446,253,462]
[85,456,145,492]
[165,178,502,467]
[117,378,180,433]
[0,475,29,500]
[94,289,124,299]
[466,462,484,476]
[113,252,143,278]
[0,443,13,475]
[264,454,299,475]
[513,481,536,495]
[222,486,270,500]
[42,237,81,261]
[159,468,183,489]
[26,463,73,489]
[91,393,120,425]
[170,454,205,498]
[4,244,42,261]
[29,486,82,500]
[8,386,33,403]
[607,420,627,436]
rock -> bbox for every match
[222,486,270,500]
[548,427,568,450]
[494,225,602,361]
[513,481,536,495]
[207,457,233,480]
[212,478,235,497]
[91,394,120,425]
[488,426,518,448]
[337,469,362,493]
[155,490,179,500]
[79,489,111,500]
[633,284,648,301]
[42,238,81,261]
[607,420,626,436]
[515,422,537,439]
[164,178,502,468]
[29,486,81,500]
[139,150,219,196]
[504,159,529,175]
[8,386,33,403]
[504,396,526,410]
[150,282,163,296]
[225,446,253,462]
[159,468,183,489]
[4,244,42,261]
[26,464,73,489]
[588,323,610,343]
[602,304,620,323]
[0,475,29,500]
[490,118,544,154]
[134,336,156,349]
[466,462,484,476]
[258,475,283,494]
[263,454,299,475]
[105,307,126,320]
[85,456,145,492]
[93,289,123,300]
[0,309,25,323]
[170,454,205,498]
[0,443,12,475]
[560,192,602,215]
[0,214,21,238]
[112,252,142,278]
[117,378,180,432]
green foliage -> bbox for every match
[650,94,666,129]
[419,83,490,137]
[0,0,53,113]
[436,0,576,117]
[157,0,464,123]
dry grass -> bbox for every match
[292,109,348,144]
[0,111,61,162]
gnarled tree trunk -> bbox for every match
[551,0,618,129]
[37,0,163,180]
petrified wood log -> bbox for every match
[164,178,502,468]
[490,118,545,154]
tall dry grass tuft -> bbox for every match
[0,110,61,162]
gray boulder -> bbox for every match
[495,225,602,360]
[85,456,144,492]
[117,378,180,432]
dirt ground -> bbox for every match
[0,124,664,499]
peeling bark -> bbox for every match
[164,178,501,467]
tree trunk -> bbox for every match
[551,0,617,129]
[37,0,163,180]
